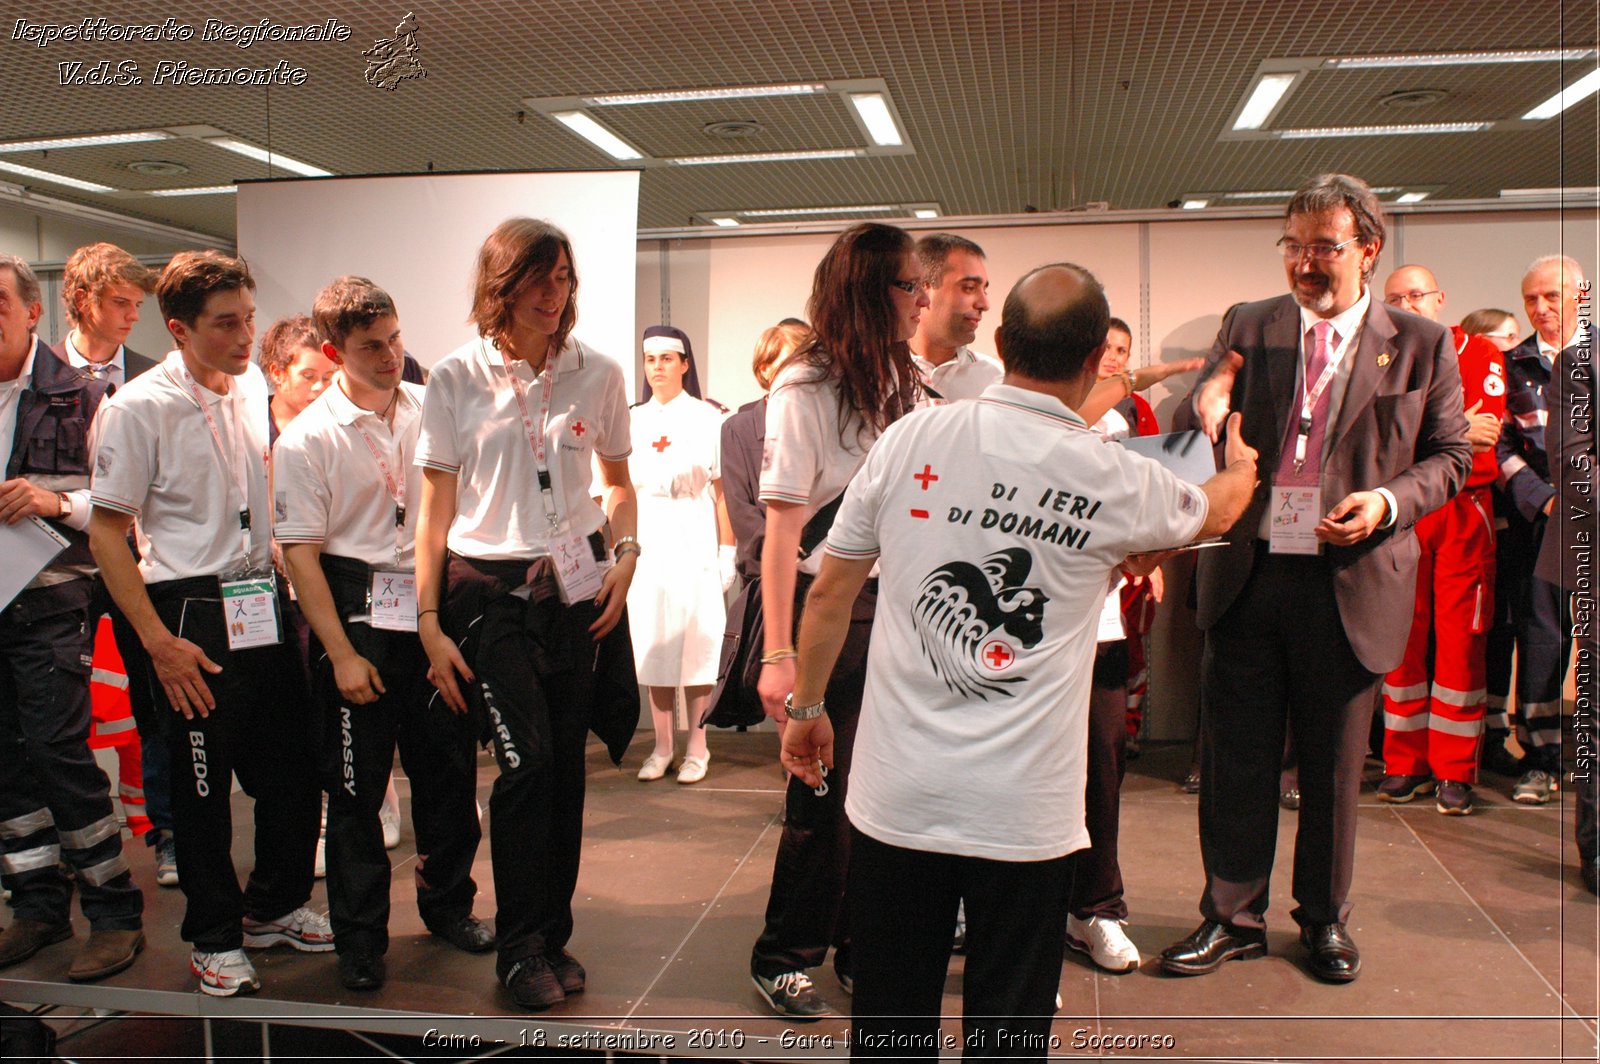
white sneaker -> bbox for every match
[1066,914,1141,973]
[637,752,672,781]
[242,907,335,952]
[677,754,710,785]
[191,948,261,997]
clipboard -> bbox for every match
[0,516,70,610]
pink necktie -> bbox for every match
[1277,320,1335,485]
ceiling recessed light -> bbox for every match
[847,92,905,147]
[583,83,827,107]
[0,159,115,193]
[1395,191,1430,203]
[1275,121,1492,138]
[706,216,740,227]
[1327,49,1596,69]
[148,185,237,197]
[1500,186,1600,198]
[1523,67,1600,120]
[203,136,333,177]
[1233,73,1299,130]
[0,131,174,153]
[1222,190,1296,200]
[1181,197,1209,209]
[912,208,940,219]
[668,148,864,166]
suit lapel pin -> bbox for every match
[1376,352,1391,368]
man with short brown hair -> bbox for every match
[57,242,156,386]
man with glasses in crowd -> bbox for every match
[1163,173,1471,984]
[1373,266,1505,816]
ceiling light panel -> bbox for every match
[583,83,828,106]
[1232,72,1300,130]
[668,149,864,166]
[1326,49,1596,69]
[1523,68,1600,120]
[548,111,644,160]
[1275,122,1493,138]
[148,185,237,197]
[847,92,905,146]
[0,131,172,153]
[203,137,333,177]
[0,159,115,193]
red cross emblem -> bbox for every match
[913,464,939,490]
[981,639,1015,671]
[570,419,588,438]
[652,436,671,452]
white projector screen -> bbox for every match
[236,170,641,389]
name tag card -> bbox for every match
[1097,579,1127,643]
[368,569,418,632]
[1269,483,1322,555]
[219,574,282,650]
[551,529,603,605]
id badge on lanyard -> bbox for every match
[171,366,280,647]
[369,568,418,631]
[499,343,600,603]
[353,416,418,627]
[1268,485,1323,555]
[1096,578,1127,643]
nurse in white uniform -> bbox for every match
[628,326,734,784]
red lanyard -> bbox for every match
[352,410,409,565]
[495,341,563,530]
[169,364,254,567]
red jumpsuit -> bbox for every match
[1381,327,1506,783]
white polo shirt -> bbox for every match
[826,383,1208,861]
[91,351,273,583]
[273,380,425,569]
[912,345,1002,402]
[415,335,630,561]
[760,362,885,573]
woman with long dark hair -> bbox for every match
[414,217,638,1012]
[748,222,927,1018]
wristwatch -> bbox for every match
[56,492,73,519]
[783,693,827,721]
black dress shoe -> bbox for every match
[549,948,586,994]
[1180,768,1201,795]
[338,948,386,991]
[1159,920,1267,975]
[428,914,496,953]
[1582,859,1598,896]
[1299,922,1360,983]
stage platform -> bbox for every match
[3,732,1597,1062]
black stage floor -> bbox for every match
[3,732,1597,1062]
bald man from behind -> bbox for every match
[1374,265,1506,815]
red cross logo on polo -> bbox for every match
[981,639,1015,671]
[913,463,939,490]
[652,436,671,452]
[568,418,588,440]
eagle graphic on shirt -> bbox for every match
[912,547,1049,700]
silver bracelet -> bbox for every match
[784,692,826,721]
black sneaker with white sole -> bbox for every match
[751,967,835,1019]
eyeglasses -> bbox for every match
[1276,236,1362,261]
[888,278,919,294]
[1384,290,1441,306]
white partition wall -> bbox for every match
[237,171,641,390]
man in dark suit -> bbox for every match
[1159,173,1473,984]
[52,242,156,386]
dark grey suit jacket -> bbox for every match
[1192,293,1473,674]
[1535,340,1597,595]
